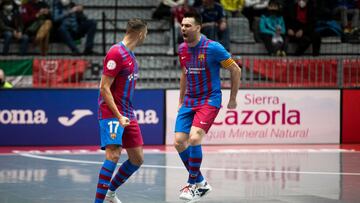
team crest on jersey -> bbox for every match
[106,60,116,70]
[198,54,205,62]
[110,133,116,139]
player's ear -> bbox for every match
[196,24,201,32]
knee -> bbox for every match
[188,136,201,145]
[21,34,29,42]
[174,139,187,151]
[106,150,121,163]
[129,155,144,166]
[188,129,203,145]
[58,24,68,33]
[3,31,12,40]
[44,20,52,26]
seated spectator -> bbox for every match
[284,0,321,56]
[168,0,196,54]
[198,0,230,51]
[0,68,13,88]
[21,0,52,55]
[314,0,343,38]
[220,0,245,17]
[333,0,359,34]
[242,0,270,41]
[52,0,97,55]
[259,0,286,56]
[152,0,185,20]
[0,0,29,55]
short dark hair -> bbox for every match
[183,11,202,25]
[126,18,147,33]
[268,0,281,7]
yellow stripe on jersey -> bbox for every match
[220,58,236,69]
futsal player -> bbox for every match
[174,11,241,202]
[94,18,148,203]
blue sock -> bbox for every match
[95,160,117,203]
[109,159,139,191]
[187,145,203,185]
[179,147,204,183]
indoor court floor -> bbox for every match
[0,145,360,203]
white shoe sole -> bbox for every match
[180,196,193,201]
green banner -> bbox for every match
[0,59,33,87]
[0,59,33,76]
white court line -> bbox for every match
[17,152,360,176]
[9,148,357,155]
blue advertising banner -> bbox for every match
[0,89,164,146]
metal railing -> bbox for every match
[1,55,359,89]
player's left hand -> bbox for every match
[227,99,237,109]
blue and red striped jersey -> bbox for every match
[98,42,139,120]
[178,35,231,108]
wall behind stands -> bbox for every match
[0,89,164,146]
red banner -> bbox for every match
[241,58,338,87]
[33,59,90,87]
[343,59,360,88]
[342,89,360,143]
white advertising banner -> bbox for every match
[166,90,340,144]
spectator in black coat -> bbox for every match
[284,0,321,56]
[52,0,97,55]
[0,0,29,55]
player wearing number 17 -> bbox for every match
[94,19,148,203]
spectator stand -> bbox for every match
[0,0,359,89]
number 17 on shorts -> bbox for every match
[99,118,125,149]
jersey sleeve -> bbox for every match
[178,43,187,69]
[103,46,123,77]
[209,41,231,64]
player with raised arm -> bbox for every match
[94,18,147,203]
[174,11,241,202]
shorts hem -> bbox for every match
[122,143,144,149]
[101,143,122,150]
[192,123,211,133]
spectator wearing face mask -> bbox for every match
[0,68,13,88]
[259,0,286,56]
[0,0,29,55]
[52,0,97,55]
[284,0,321,56]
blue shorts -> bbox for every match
[99,118,125,150]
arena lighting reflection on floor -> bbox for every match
[0,145,359,203]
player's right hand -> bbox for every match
[119,116,130,127]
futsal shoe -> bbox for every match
[179,184,195,201]
[105,190,122,203]
[187,182,213,202]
